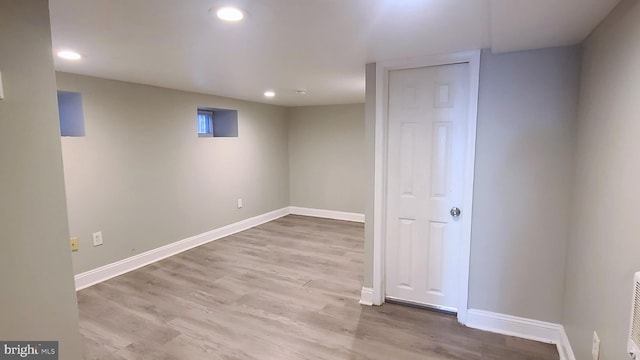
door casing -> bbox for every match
[371,51,480,325]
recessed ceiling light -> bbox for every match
[57,50,82,60]
[216,7,244,21]
[264,91,275,98]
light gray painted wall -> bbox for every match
[57,72,290,274]
[364,63,376,288]
[470,47,580,322]
[0,1,83,357]
[563,1,640,358]
[287,104,365,214]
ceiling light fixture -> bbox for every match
[57,50,82,60]
[296,89,308,95]
[264,91,275,98]
[216,6,244,22]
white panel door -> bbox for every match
[385,63,469,311]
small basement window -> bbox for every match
[57,91,85,137]
[197,107,238,137]
[197,109,213,137]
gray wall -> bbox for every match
[0,1,83,358]
[287,104,365,214]
[57,73,290,274]
[563,1,640,358]
[469,47,580,322]
[363,63,377,288]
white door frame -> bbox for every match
[371,50,480,325]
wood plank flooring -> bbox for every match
[77,215,559,360]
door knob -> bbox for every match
[450,207,461,217]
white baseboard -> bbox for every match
[75,206,363,290]
[359,287,374,305]
[558,326,576,360]
[466,309,575,360]
[74,207,289,290]
[289,206,364,223]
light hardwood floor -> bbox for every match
[78,215,559,360]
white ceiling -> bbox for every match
[49,0,620,107]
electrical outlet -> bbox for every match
[592,331,600,360]
[237,198,243,209]
[92,231,103,246]
[70,237,78,252]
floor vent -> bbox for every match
[629,272,640,359]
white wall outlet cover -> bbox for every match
[592,331,600,360]
[92,231,103,246]
[237,198,243,208]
